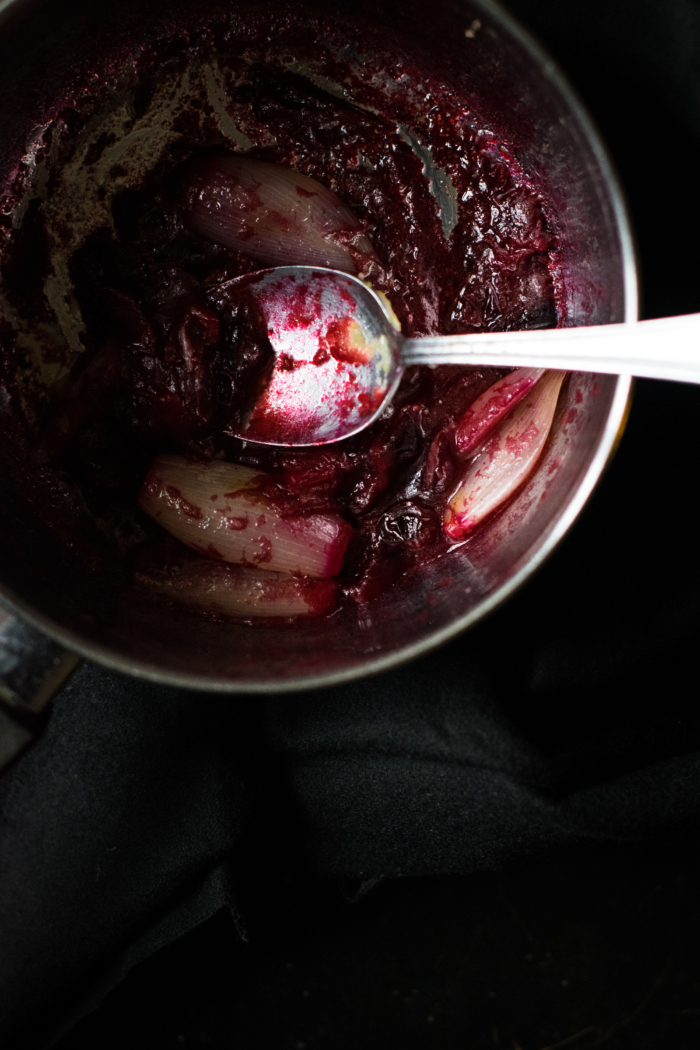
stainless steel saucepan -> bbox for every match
[0,0,635,769]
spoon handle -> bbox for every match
[400,312,700,384]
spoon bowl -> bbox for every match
[228,267,404,445]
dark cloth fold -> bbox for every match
[3,0,700,1046]
[0,669,261,1046]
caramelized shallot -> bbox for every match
[182,156,375,273]
[453,367,545,458]
[444,370,565,539]
[136,559,338,618]
[139,455,352,577]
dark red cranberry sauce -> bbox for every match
[4,55,561,609]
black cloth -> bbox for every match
[3,0,700,1046]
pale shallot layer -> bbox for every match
[453,367,545,458]
[136,560,338,618]
[444,370,565,540]
[138,455,353,577]
[182,156,375,274]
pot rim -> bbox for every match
[0,0,637,693]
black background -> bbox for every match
[2,1,700,1048]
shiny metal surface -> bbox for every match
[0,0,636,692]
[226,268,404,446]
[227,266,698,446]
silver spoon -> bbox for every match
[227,265,700,446]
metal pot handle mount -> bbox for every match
[0,598,80,774]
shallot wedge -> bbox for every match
[182,156,375,273]
[444,370,565,539]
[136,559,338,618]
[139,455,352,578]
[453,367,545,458]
